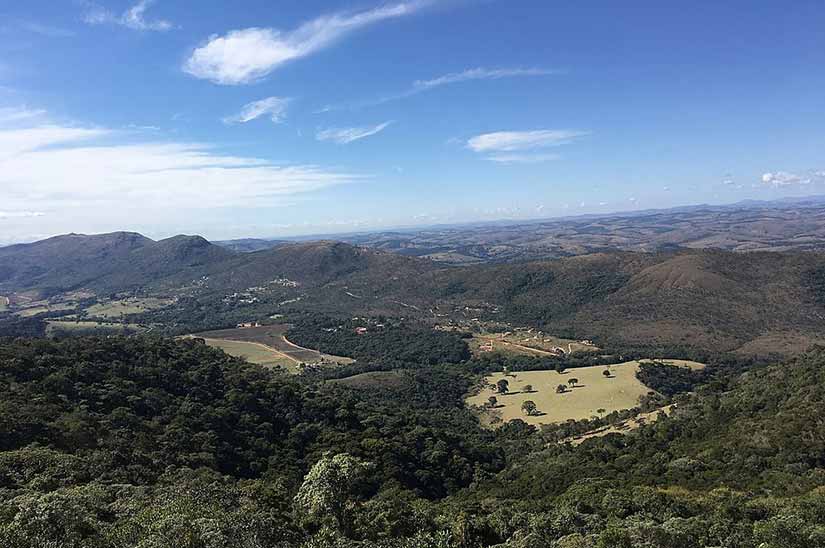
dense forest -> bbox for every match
[1,334,825,546]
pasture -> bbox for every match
[466,359,705,427]
[46,320,146,336]
[200,338,299,372]
[85,297,173,319]
[194,324,354,369]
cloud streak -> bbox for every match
[84,0,174,32]
[223,96,291,124]
[321,67,556,111]
[184,1,430,85]
[466,129,588,163]
[316,121,393,144]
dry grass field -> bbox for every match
[466,359,705,427]
[85,297,173,319]
[200,338,299,372]
[469,330,597,358]
[194,324,355,369]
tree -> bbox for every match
[603,369,612,378]
[521,400,538,416]
[487,396,498,408]
[556,384,567,394]
[496,379,510,394]
[523,384,533,393]
[294,452,372,531]
[567,378,579,388]
[597,408,606,415]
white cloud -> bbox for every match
[467,130,588,153]
[466,129,587,163]
[761,171,814,187]
[183,1,430,85]
[316,121,393,144]
[0,119,358,224]
[84,0,174,32]
[223,96,291,124]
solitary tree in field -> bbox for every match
[488,396,498,408]
[567,378,579,388]
[496,379,510,394]
[556,384,567,394]
[521,400,538,416]
[603,369,612,378]
[523,384,533,393]
[597,408,606,415]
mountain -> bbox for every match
[0,232,235,296]
[213,238,283,253]
[5,232,825,357]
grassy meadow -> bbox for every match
[467,359,705,427]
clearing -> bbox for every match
[193,324,354,369]
[46,320,146,336]
[469,329,597,358]
[466,359,705,427]
[199,338,299,372]
[85,297,173,319]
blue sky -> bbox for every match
[1,0,824,243]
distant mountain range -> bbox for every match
[4,227,825,356]
[216,196,825,264]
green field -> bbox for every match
[200,338,299,372]
[85,298,173,319]
[0,296,8,312]
[466,359,705,427]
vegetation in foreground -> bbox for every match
[2,335,825,546]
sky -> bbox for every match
[1,0,824,244]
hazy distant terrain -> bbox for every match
[216,197,825,265]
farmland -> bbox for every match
[466,359,705,427]
[84,297,173,319]
[199,338,299,372]
[193,324,355,368]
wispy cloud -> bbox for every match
[466,129,588,163]
[0,106,47,123]
[5,20,76,38]
[320,67,556,111]
[0,211,45,219]
[184,1,431,85]
[316,121,393,144]
[83,0,174,32]
[223,96,291,124]
[485,153,560,164]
